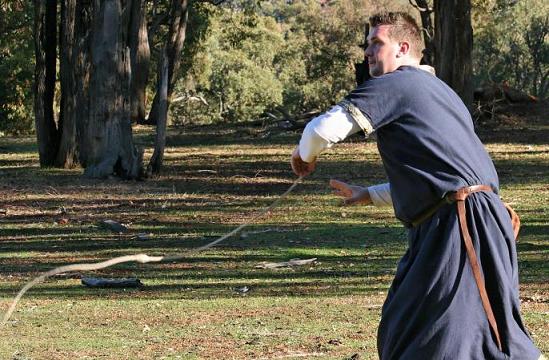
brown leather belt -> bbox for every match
[409,185,522,351]
[447,185,502,351]
[410,185,503,350]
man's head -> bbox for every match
[365,12,424,77]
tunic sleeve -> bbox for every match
[343,70,407,131]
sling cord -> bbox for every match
[1,176,304,326]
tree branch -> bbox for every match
[408,0,432,12]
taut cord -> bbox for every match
[1,176,304,326]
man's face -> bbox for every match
[365,25,401,77]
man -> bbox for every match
[290,12,541,360]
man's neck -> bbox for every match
[398,58,421,68]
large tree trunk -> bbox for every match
[74,0,93,168]
[147,0,189,125]
[83,0,143,179]
[434,0,473,109]
[33,0,59,166]
[129,0,150,124]
[147,51,169,176]
[55,0,79,168]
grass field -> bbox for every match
[0,112,547,359]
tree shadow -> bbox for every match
[0,123,547,306]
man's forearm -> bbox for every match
[298,125,330,162]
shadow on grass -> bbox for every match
[0,122,547,306]
[0,220,405,299]
[478,128,549,146]
[0,218,403,253]
[0,256,400,300]
[164,121,549,147]
[1,251,545,301]
[0,219,546,302]
[0,158,547,202]
[0,138,37,153]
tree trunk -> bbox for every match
[147,51,169,176]
[83,0,143,179]
[355,23,371,86]
[147,0,189,125]
[434,0,473,109]
[73,0,93,168]
[55,0,79,168]
[412,0,435,66]
[33,0,59,166]
[129,0,150,124]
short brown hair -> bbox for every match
[369,12,424,59]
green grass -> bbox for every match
[0,121,547,359]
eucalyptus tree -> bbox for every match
[33,0,58,166]
[434,0,474,109]
[33,0,143,176]
[31,0,227,177]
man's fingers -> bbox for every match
[330,178,370,206]
[333,189,352,198]
[330,179,352,197]
[329,179,344,189]
[296,162,314,177]
[306,161,316,175]
[291,148,306,176]
[329,179,351,193]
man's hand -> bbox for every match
[329,179,372,206]
[291,146,316,177]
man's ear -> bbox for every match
[397,41,410,57]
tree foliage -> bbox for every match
[174,5,285,123]
[172,0,386,124]
[0,0,546,136]
[0,1,34,135]
[473,0,549,98]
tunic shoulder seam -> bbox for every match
[337,99,374,136]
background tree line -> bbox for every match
[0,0,547,178]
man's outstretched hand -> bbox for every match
[329,179,372,206]
[291,146,316,177]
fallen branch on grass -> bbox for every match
[240,227,293,239]
[82,277,142,288]
[255,258,317,269]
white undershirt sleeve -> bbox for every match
[367,183,392,207]
[298,105,363,162]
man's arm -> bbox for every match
[291,104,364,177]
[330,180,392,207]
